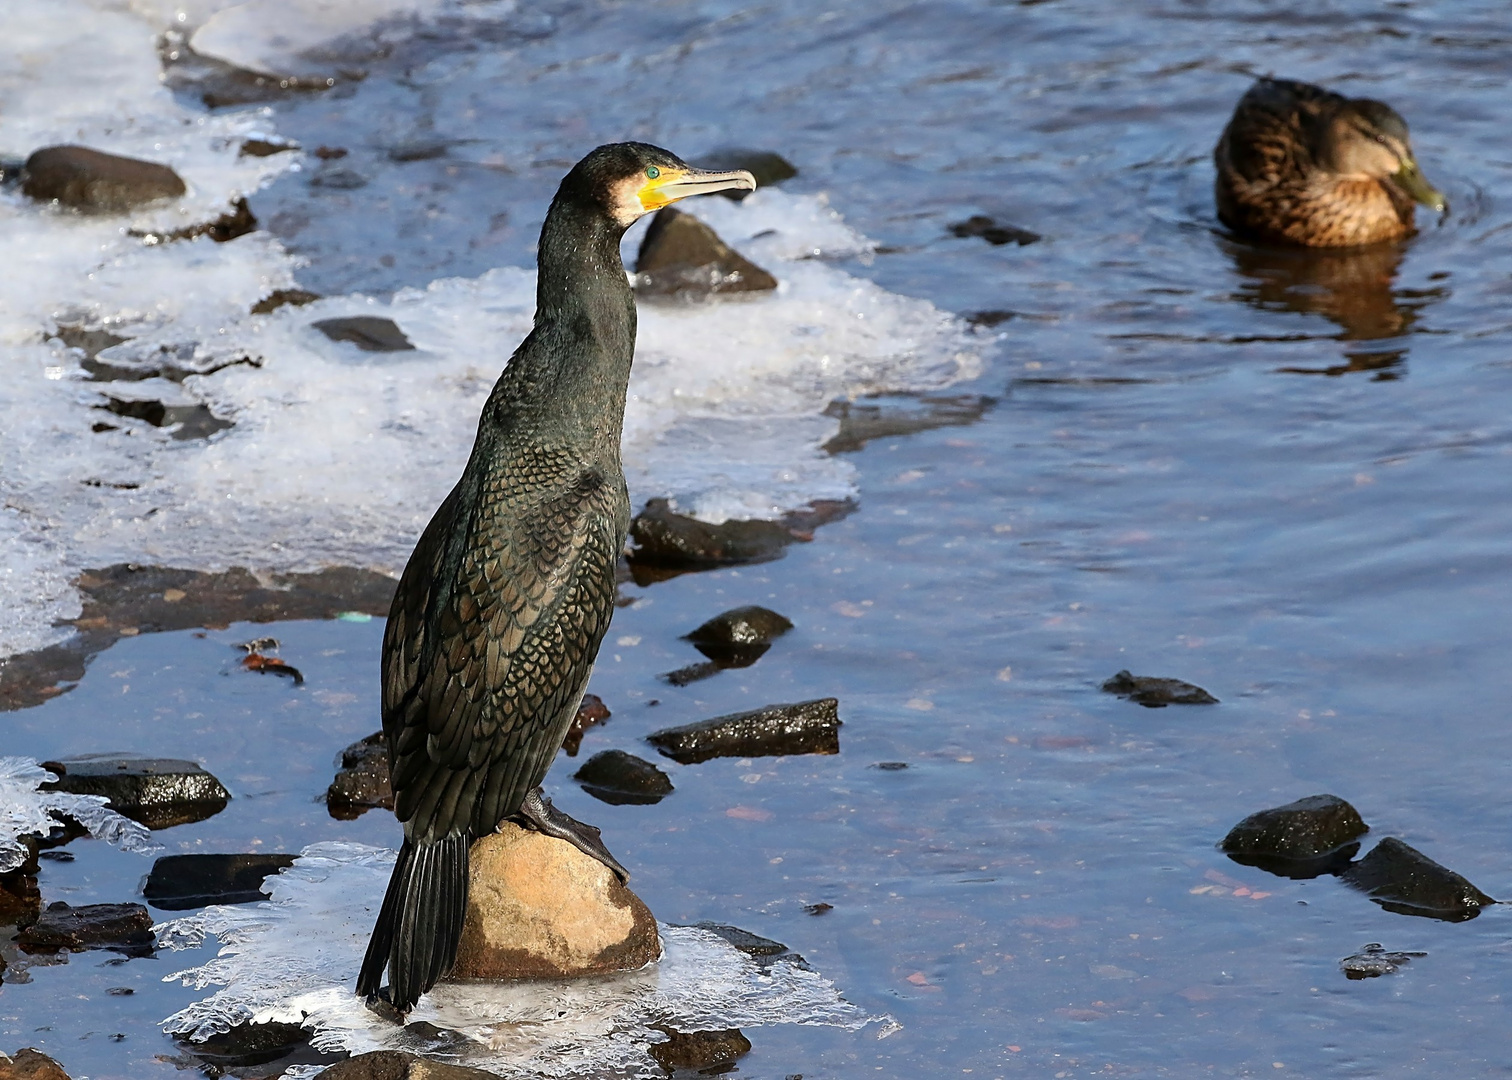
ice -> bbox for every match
[0,757,160,873]
[160,842,888,1079]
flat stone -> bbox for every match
[97,396,233,441]
[450,825,659,980]
[0,1049,73,1080]
[635,208,777,297]
[684,605,793,662]
[1341,837,1496,922]
[313,316,414,352]
[1101,670,1218,707]
[40,756,230,829]
[327,732,393,818]
[574,750,673,806]
[22,146,185,212]
[16,901,154,954]
[175,1020,341,1073]
[692,149,797,200]
[251,288,321,315]
[822,393,994,453]
[1340,943,1426,980]
[648,1027,752,1073]
[315,1051,503,1079]
[648,698,840,765]
[1221,794,1368,878]
[240,138,297,157]
[142,853,296,910]
[948,214,1041,246]
[629,499,800,571]
[561,694,611,757]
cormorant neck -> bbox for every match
[535,194,631,328]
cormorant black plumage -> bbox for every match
[357,142,754,1014]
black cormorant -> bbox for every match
[357,143,755,1013]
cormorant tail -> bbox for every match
[356,833,470,1012]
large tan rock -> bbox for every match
[317,1050,499,1079]
[0,1048,73,1080]
[450,825,659,980]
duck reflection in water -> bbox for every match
[1221,237,1448,380]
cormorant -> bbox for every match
[357,143,755,1013]
[1215,78,1446,247]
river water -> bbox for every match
[4,0,1512,1077]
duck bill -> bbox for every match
[639,167,756,212]
[1395,162,1448,214]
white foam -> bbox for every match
[159,842,886,1078]
[0,757,160,873]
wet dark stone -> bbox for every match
[133,198,258,244]
[0,870,42,928]
[312,316,415,352]
[871,761,909,771]
[239,138,297,157]
[685,606,793,662]
[804,902,834,915]
[327,732,393,818]
[106,986,134,995]
[97,396,233,440]
[574,750,673,806]
[629,499,801,572]
[161,42,338,109]
[388,139,450,162]
[648,698,841,765]
[966,309,1018,328]
[1341,837,1496,922]
[690,922,789,957]
[314,1050,501,1078]
[1340,942,1426,980]
[36,851,72,863]
[0,1048,73,1080]
[40,756,230,830]
[52,325,128,361]
[949,214,1041,246]
[693,148,797,200]
[822,393,994,453]
[1221,794,1368,878]
[658,660,725,687]
[251,287,321,315]
[16,902,154,955]
[311,167,369,190]
[175,1020,343,1073]
[635,208,777,297]
[562,693,612,757]
[1101,669,1218,707]
[142,853,296,911]
[22,146,185,212]
[648,1026,752,1074]
[314,146,349,160]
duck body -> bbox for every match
[1215,78,1444,248]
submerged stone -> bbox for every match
[822,393,995,453]
[327,732,393,818]
[0,1048,73,1080]
[574,750,674,806]
[561,694,612,757]
[133,198,258,244]
[693,148,797,199]
[635,208,777,297]
[629,499,802,571]
[175,1020,340,1073]
[312,316,415,352]
[948,214,1041,246]
[685,922,805,969]
[648,698,841,765]
[684,605,793,663]
[39,756,229,829]
[1101,670,1218,707]
[16,901,154,955]
[1340,943,1426,980]
[251,287,321,315]
[1221,794,1368,878]
[96,396,234,440]
[1341,837,1496,922]
[450,824,659,981]
[22,146,185,212]
[315,1051,503,1079]
[0,870,41,928]
[648,1026,752,1073]
[142,853,296,910]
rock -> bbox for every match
[871,761,909,771]
[96,396,233,441]
[1101,670,1218,707]
[822,393,995,453]
[0,1048,73,1080]
[1341,837,1496,922]
[684,606,793,663]
[648,1026,752,1073]
[574,750,673,806]
[315,1051,503,1079]
[313,316,415,352]
[240,138,297,157]
[142,853,296,910]
[948,215,1041,246]
[561,694,611,757]
[1221,794,1368,878]
[635,208,777,297]
[251,287,321,315]
[1340,943,1426,980]
[450,824,659,980]
[175,1020,343,1074]
[685,922,805,969]
[16,902,154,955]
[805,902,833,915]
[40,756,230,829]
[628,499,802,571]
[657,660,724,687]
[327,732,393,818]
[22,146,186,212]
[648,698,840,765]
[133,198,257,244]
[692,149,797,200]
[311,166,369,190]
[0,870,41,928]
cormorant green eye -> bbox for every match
[645,166,660,180]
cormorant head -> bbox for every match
[1322,98,1447,213]
[561,142,757,228]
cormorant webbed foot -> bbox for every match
[513,787,630,884]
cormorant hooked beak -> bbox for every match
[638,166,756,212]
[1395,159,1448,214]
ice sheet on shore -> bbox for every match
[159,841,887,1079]
[0,757,160,873]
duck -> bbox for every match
[1215,77,1446,247]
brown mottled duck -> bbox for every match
[1215,77,1446,248]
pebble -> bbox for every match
[1341,837,1496,922]
[40,756,230,830]
[1221,794,1368,878]
[648,698,841,764]
[648,1027,752,1073]
[250,288,321,315]
[1340,943,1426,980]
[573,750,673,805]
[684,605,793,661]
[635,208,777,297]
[629,498,802,572]
[312,316,415,352]
[22,146,185,212]
[142,853,296,910]
[1101,670,1218,707]
[948,214,1041,246]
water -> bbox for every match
[6,0,1512,1076]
